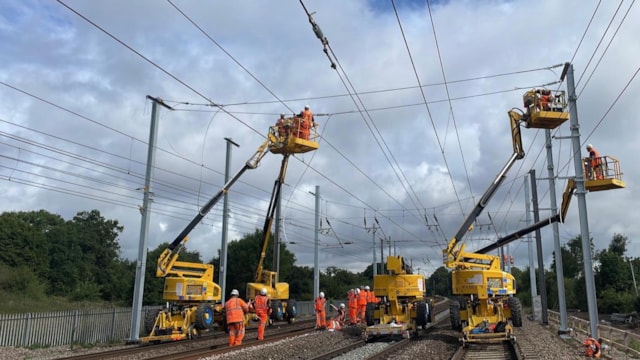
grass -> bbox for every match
[0,291,122,314]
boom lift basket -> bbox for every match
[583,155,625,191]
[268,116,319,154]
[522,89,569,129]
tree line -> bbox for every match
[1,209,638,314]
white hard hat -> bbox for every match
[586,144,593,150]
[231,289,239,296]
[365,285,370,291]
[304,105,310,109]
[340,303,345,309]
[260,288,267,296]
[319,291,325,298]
[280,113,285,117]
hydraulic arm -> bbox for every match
[444,109,525,267]
[156,140,272,277]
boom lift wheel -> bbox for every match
[195,303,216,330]
[144,309,160,334]
[286,299,297,323]
[416,301,429,327]
[271,300,284,322]
[449,301,461,330]
[365,303,376,326]
[507,297,523,327]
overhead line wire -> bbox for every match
[390,0,464,218]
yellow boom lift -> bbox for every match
[443,89,569,344]
[142,116,318,343]
[245,116,319,325]
[363,255,434,341]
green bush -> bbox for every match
[0,264,46,300]
[70,281,102,301]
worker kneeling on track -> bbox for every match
[327,303,346,331]
[584,336,602,358]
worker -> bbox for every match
[276,114,288,138]
[314,291,327,329]
[252,288,271,341]
[224,289,249,347]
[327,303,346,331]
[299,105,314,140]
[347,289,358,325]
[357,285,367,323]
[584,336,601,358]
[586,144,604,180]
[365,285,377,306]
[539,89,551,111]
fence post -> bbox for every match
[71,310,79,344]
[110,308,116,340]
[21,313,31,347]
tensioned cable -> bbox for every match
[569,0,603,65]
[56,0,262,137]
[162,65,561,107]
[575,0,626,89]
[577,0,636,98]
[167,0,296,115]
[425,0,475,208]
[390,0,464,217]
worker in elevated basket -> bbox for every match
[225,289,249,347]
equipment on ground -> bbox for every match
[142,119,317,343]
[443,90,569,345]
[245,116,319,326]
[363,255,433,341]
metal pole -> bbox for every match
[314,186,320,299]
[530,169,548,324]
[220,137,239,304]
[372,225,377,276]
[380,238,384,275]
[524,174,538,300]
[565,62,599,337]
[129,96,170,342]
[545,129,569,333]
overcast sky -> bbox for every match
[1,0,638,279]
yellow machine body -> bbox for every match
[522,89,569,129]
[363,256,434,341]
[142,120,319,343]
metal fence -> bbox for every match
[0,301,325,348]
[548,310,640,359]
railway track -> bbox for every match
[56,319,316,360]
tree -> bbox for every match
[426,266,451,296]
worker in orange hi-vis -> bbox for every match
[327,303,346,331]
[347,289,358,325]
[357,285,367,323]
[365,285,377,306]
[586,144,604,180]
[299,105,314,140]
[252,288,271,341]
[314,291,327,329]
[224,289,249,347]
[584,336,602,358]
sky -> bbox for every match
[1,0,639,280]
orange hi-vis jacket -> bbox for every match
[348,293,358,309]
[315,297,326,311]
[357,290,367,306]
[366,290,377,303]
[254,294,270,314]
[225,297,248,324]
